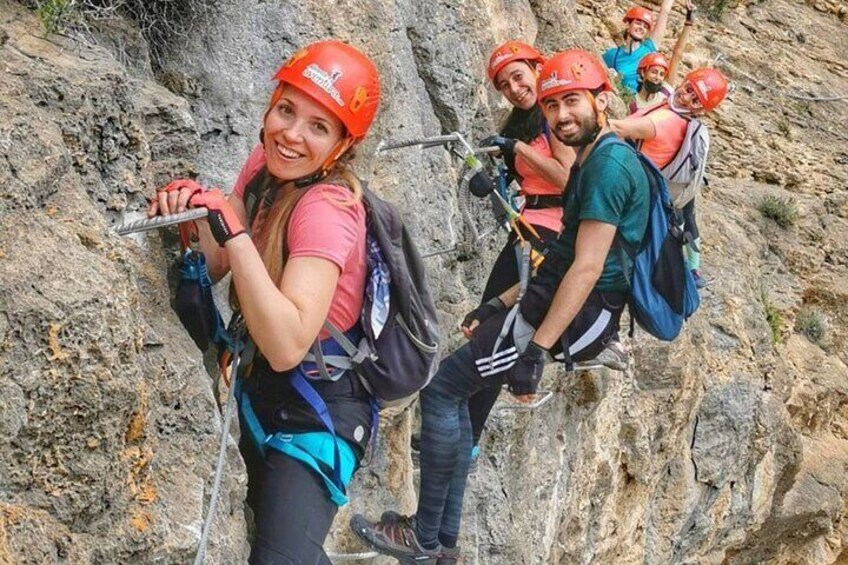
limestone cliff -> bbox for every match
[0,0,846,563]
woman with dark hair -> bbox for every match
[458,40,579,470]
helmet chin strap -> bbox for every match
[292,138,349,189]
[584,91,607,143]
[668,91,694,115]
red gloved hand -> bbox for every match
[149,178,206,217]
[189,189,245,246]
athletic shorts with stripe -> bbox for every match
[470,279,627,381]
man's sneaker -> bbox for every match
[437,545,460,564]
[575,340,628,371]
[691,269,707,289]
[350,511,442,564]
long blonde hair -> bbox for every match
[252,151,363,287]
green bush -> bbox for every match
[36,0,78,35]
[758,195,799,228]
[703,0,734,20]
[795,307,827,346]
[760,289,783,345]
[30,0,213,68]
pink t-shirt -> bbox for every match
[514,133,564,234]
[632,103,688,169]
[230,144,366,335]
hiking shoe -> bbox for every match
[691,269,707,289]
[350,511,442,564]
[576,340,628,371]
[437,545,461,564]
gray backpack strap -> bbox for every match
[301,322,372,382]
[303,339,351,382]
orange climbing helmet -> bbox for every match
[684,67,729,112]
[638,52,670,74]
[270,40,381,142]
[487,41,545,83]
[536,49,612,101]
[623,6,655,28]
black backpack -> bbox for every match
[243,169,441,405]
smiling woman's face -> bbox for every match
[262,85,348,181]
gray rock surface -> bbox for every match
[1,0,847,563]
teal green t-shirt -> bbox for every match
[544,135,650,292]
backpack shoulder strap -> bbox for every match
[242,166,271,230]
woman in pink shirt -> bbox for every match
[463,41,576,465]
[610,67,730,288]
[149,40,380,564]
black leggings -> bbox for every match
[240,436,336,565]
[470,224,558,446]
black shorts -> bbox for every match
[470,280,626,379]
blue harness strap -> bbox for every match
[235,328,369,506]
[193,251,232,349]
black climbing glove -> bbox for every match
[461,297,505,333]
[506,341,549,396]
[685,6,696,24]
[190,189,246,247]
[480,135,518,162]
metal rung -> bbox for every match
[375,132,497,157]
[496,389,554,411]
[326,550,379,562]
[114,208,209,235]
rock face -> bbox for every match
[1,0,847,563]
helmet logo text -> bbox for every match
[540,72,572,92]
[302,64,345,107]
[490,51,513,70]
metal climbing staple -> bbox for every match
[115,208,209,235]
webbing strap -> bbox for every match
[489,243,532,365]
[322,321,366,361]
[236,373,348,505]
[264,434,348,506]
[289,372,345,499]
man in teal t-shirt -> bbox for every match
[349,50,651,565]
[602,0,675,94]
[544,136,649,292]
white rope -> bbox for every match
[193,350,239,564]
[716,52,848,102]
[420,225,500,259]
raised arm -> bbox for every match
[667,1,697,85]
[651,0,677,48]
[513,135,576,189]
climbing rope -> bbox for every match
[193,344,240,565]
[715,52,848,102]
[420,225,500,259]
